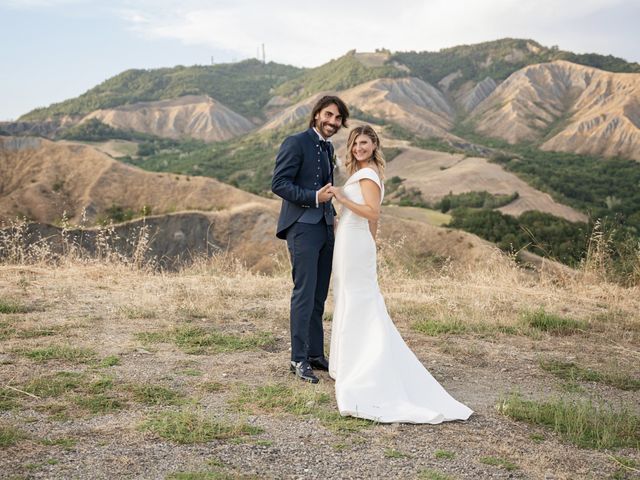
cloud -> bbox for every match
[3,0,635,65]
[107,0,636,66]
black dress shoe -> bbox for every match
[290,361,319,384]
[308,356,329,371]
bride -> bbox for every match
[327,125,472,424]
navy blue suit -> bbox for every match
[272,128,335,362]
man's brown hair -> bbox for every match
[308,95,350,128]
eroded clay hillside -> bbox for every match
[82,95,255,142]
[469,60,640,160]
[0,136,272,225]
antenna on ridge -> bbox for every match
[262,43,266,64]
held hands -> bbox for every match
[327,186,345,203]
[318,183,334,203]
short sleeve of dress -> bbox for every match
[344,167,384,202]
[345,168,381,189]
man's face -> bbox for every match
[314,103,343,139]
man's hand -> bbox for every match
[317,183,333,203]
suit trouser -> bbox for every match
[286,220,334,362]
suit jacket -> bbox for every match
[272,128,335,239]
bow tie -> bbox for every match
[319,140,330,152]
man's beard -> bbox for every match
[316,120,339,138]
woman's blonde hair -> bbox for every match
[344,124,386,179]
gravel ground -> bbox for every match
[1,264,638,479]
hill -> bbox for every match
[19,60,302,122]
[273,49,406,100]
[82,95,255,142]
[263,77,457,140]
[0,136,273,225]
[4,39,640,272]
[382,146,586,222]
[468,60,640,160]
[1,135,526,274]
[390,38,640,93]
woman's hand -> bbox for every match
[328,186,345,203]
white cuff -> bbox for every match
[315,190,319,208]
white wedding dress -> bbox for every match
[329,167,473,424]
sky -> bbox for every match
[1,0,639,120]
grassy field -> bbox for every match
[0,249,638,478]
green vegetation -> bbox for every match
[19,345,96,363]
[199,381,226,393]
[479,456,519,471]
[383,147,404,162]
[0,388,19,411]
[610,457,638,480]
[230,383,373,434]
[127,122,303,194]
[349,106,387,126]
[167,472,239,480]
[451,125,640,274]
[75,393,123,414]
[391,38,640,90]
[24,371,83,397]
[0,424,27,447]
[539,359,640,391]
[231,383,331,416]
[487,146,640,233]
[275,50,404,100]
[437,191,519,212]
[61,118,146,142]
[62,119,207,160]
[98,355,120,367]
[97,204,152,224]
[449,208,589,266]
[136,325,274,355]
[498,393,640,449]
[384,176,405,195]
[384,448,410,458]
[0,299,32,314]
[140,409,262,444]
[41,437,77,449]
[434,450,456,460]
[413,317,470,336]
[22,60,302,121]
[521,309,587,335]
[417,469,454,480]
[128,384,185,406]
[383,122,464,156]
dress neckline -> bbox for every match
[351,166,379,179]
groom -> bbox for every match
[272,95,350,383]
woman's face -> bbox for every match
[352,134,375,163]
